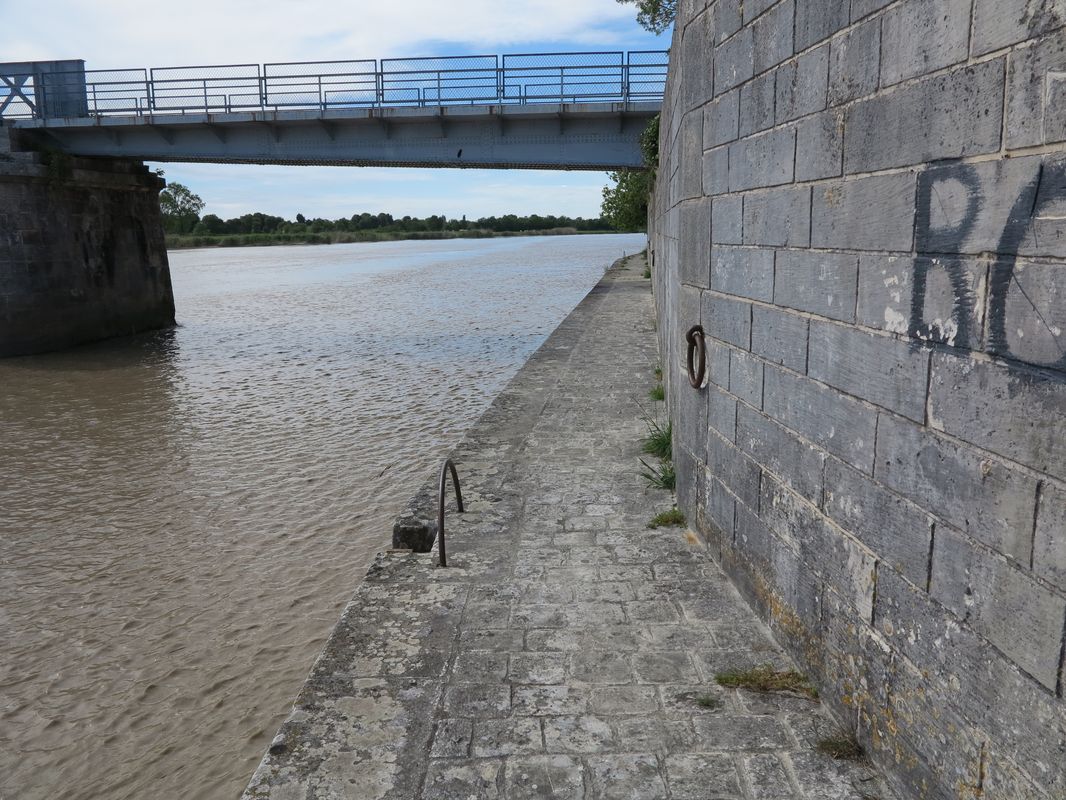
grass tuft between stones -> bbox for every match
[714,664,819,699]
[639,457,675,491]
[643,509,686,529]
[641,418,672,460]
[649,383,665,401]
[693,694,723,710]
[647,507,686,529]
[816,732,865,761]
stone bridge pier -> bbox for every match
[0,126,174,357]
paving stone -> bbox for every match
[471,717,543,757]
[666,753,743,798]
[423,759,503,799]
[542,715,616,753]
[512,685,589,716]
[504,755,585,799]
[693,715,795,750]
[588,753,668,799]
[589,685,660,715]
[430,718,473,758]
[569,650,634,684]
[509,653,566,685]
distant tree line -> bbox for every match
[191,210,612,236]
[157,180,616,237]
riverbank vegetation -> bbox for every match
[158,177,629,248]
[600,114,660,232]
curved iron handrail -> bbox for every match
[437,458,464,567]
[686,324,706,389]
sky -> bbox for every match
[1,0,668,221]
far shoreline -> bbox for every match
[165,227,641,251]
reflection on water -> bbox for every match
[0,234,645,800]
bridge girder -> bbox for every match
[13,101,660,170]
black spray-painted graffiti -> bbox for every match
[911,159,1066,370]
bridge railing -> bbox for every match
[0,51,667,120]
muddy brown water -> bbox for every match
[0,234,645,800]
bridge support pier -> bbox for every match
[0,128,174,357]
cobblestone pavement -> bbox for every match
[243,255,898,799]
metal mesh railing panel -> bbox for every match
[0,52,666,118]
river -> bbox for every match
[0,233,646,800]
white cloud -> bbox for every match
[3,0,653,67]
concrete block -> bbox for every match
[824,458,932,585]
[739,72,777,137]
[708,385,738,440]
[710,246,774,301]
[989,260,1066,368]
[879,0,972,87]
[751,305,809,372]
[742,186,812,247]
[851,0,894,18]
[973,0,1066,56]
[708,427,763,509]
[727,127,796,191]
[714,25,755,95]
[875,412,1039,561]
[795,0,850,51]
[676,444,704,525]
[795,109,843,181]
[711,195,743,244]
[761,474,876,618]
[773,250,858,321]
[704,90,741,148]
[744,0,781,23]
[728,349,764,407]
[711,0,743,43]
[753,0,795,74]
[928,352,1066,481]
[678,357,710,466]
[913,156,1052,256]
[702,292,752,348]
[702,146,730,195]
[811,173,916,252]
[763,365,877,472]
[734,500,776,568]
[775,45,829,123]
[707,337,732,387]
[874,565,1066,798]
[828,17,880,106]
[930,525,1066,690]
[681,9,716,111]
[706,474,737,537]
[1034,483,1066,590]
[679,199,712,288]
[1047,71,1066,144]
[679,112,704,200]
[845,59,1005,172]
[807,321,930,421]
[737,404,825,503]
[857,254,986,351]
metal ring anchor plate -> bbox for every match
[686,325,706,388]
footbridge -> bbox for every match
[1,52,666,169]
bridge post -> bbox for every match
[0,126,175,357]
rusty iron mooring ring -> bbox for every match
[686,325,706,388]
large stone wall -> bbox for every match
[650,2,1066,797]
[0,132,174,357]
